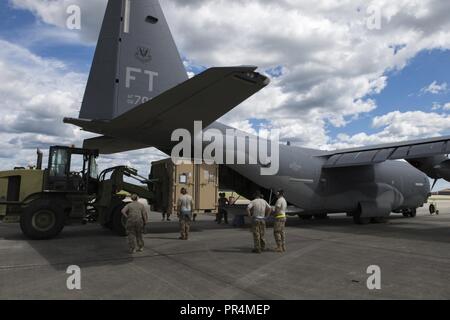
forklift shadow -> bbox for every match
[145,219,241,235]
[2,225,142,271]
[210,247,254,254]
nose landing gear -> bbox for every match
[429,203,439,216]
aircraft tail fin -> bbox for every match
[80,0,188,121]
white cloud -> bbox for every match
[372,111,450,133]
[421,81,448,95]
[431,102,450,111]
[3,0,450,179]
[159,0,450,147]
[0,39,84,137]
[329,111,450,149]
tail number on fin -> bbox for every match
[125,67,159,92]
[127,94,150,105]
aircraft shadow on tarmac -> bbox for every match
[146,214,450,246]
[286,214,450,244]
[145,220,239,235]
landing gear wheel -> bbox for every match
[371,217,387,224]
[20,200,65,240]
[403,209,417,218]
[112,203,127,237]
[353,207,370,225]
[101,221,112,230]
[429,204,436,215]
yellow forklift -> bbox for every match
[0,146,153,240]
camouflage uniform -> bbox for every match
[178,193,194,240]
[252,219,266,252]
[248,198,271,253]
[179,215,192,240]
[274,196,288,252]
[273,218,286,251]
[123,201,148,252]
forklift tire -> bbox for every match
[20,200,65,240]
[112,203,127,237]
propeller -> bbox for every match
[431,179,439,191]
[432,155,450,183]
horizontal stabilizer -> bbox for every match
[110,66,269,130]
[83,136,149,154]
[65,66,269,153]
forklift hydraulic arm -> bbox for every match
[100,166,156,201]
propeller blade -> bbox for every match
[431,179,439,190]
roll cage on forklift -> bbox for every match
[45,146,99,194]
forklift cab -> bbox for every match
[45,146,99,193]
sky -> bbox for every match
[0,0,449,190]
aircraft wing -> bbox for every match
[320,136,450,180]
[320,135,450,168]
[65,66,269,154]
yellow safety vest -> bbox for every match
[275,197,287,219]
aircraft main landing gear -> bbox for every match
[402,208,417,218]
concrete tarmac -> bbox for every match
[0,201,449,300]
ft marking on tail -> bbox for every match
[125,67,159,92]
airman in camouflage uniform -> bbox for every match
[247,191,271,253]
[273,190,287,253]
[178,188,194,240]
[122,194,148,253]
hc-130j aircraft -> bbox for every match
[65,0,450,224]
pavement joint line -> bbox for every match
[147,247,272,300]
[211,241,325,299]
[128,263,197,299]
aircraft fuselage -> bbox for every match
[226,143,430,217]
